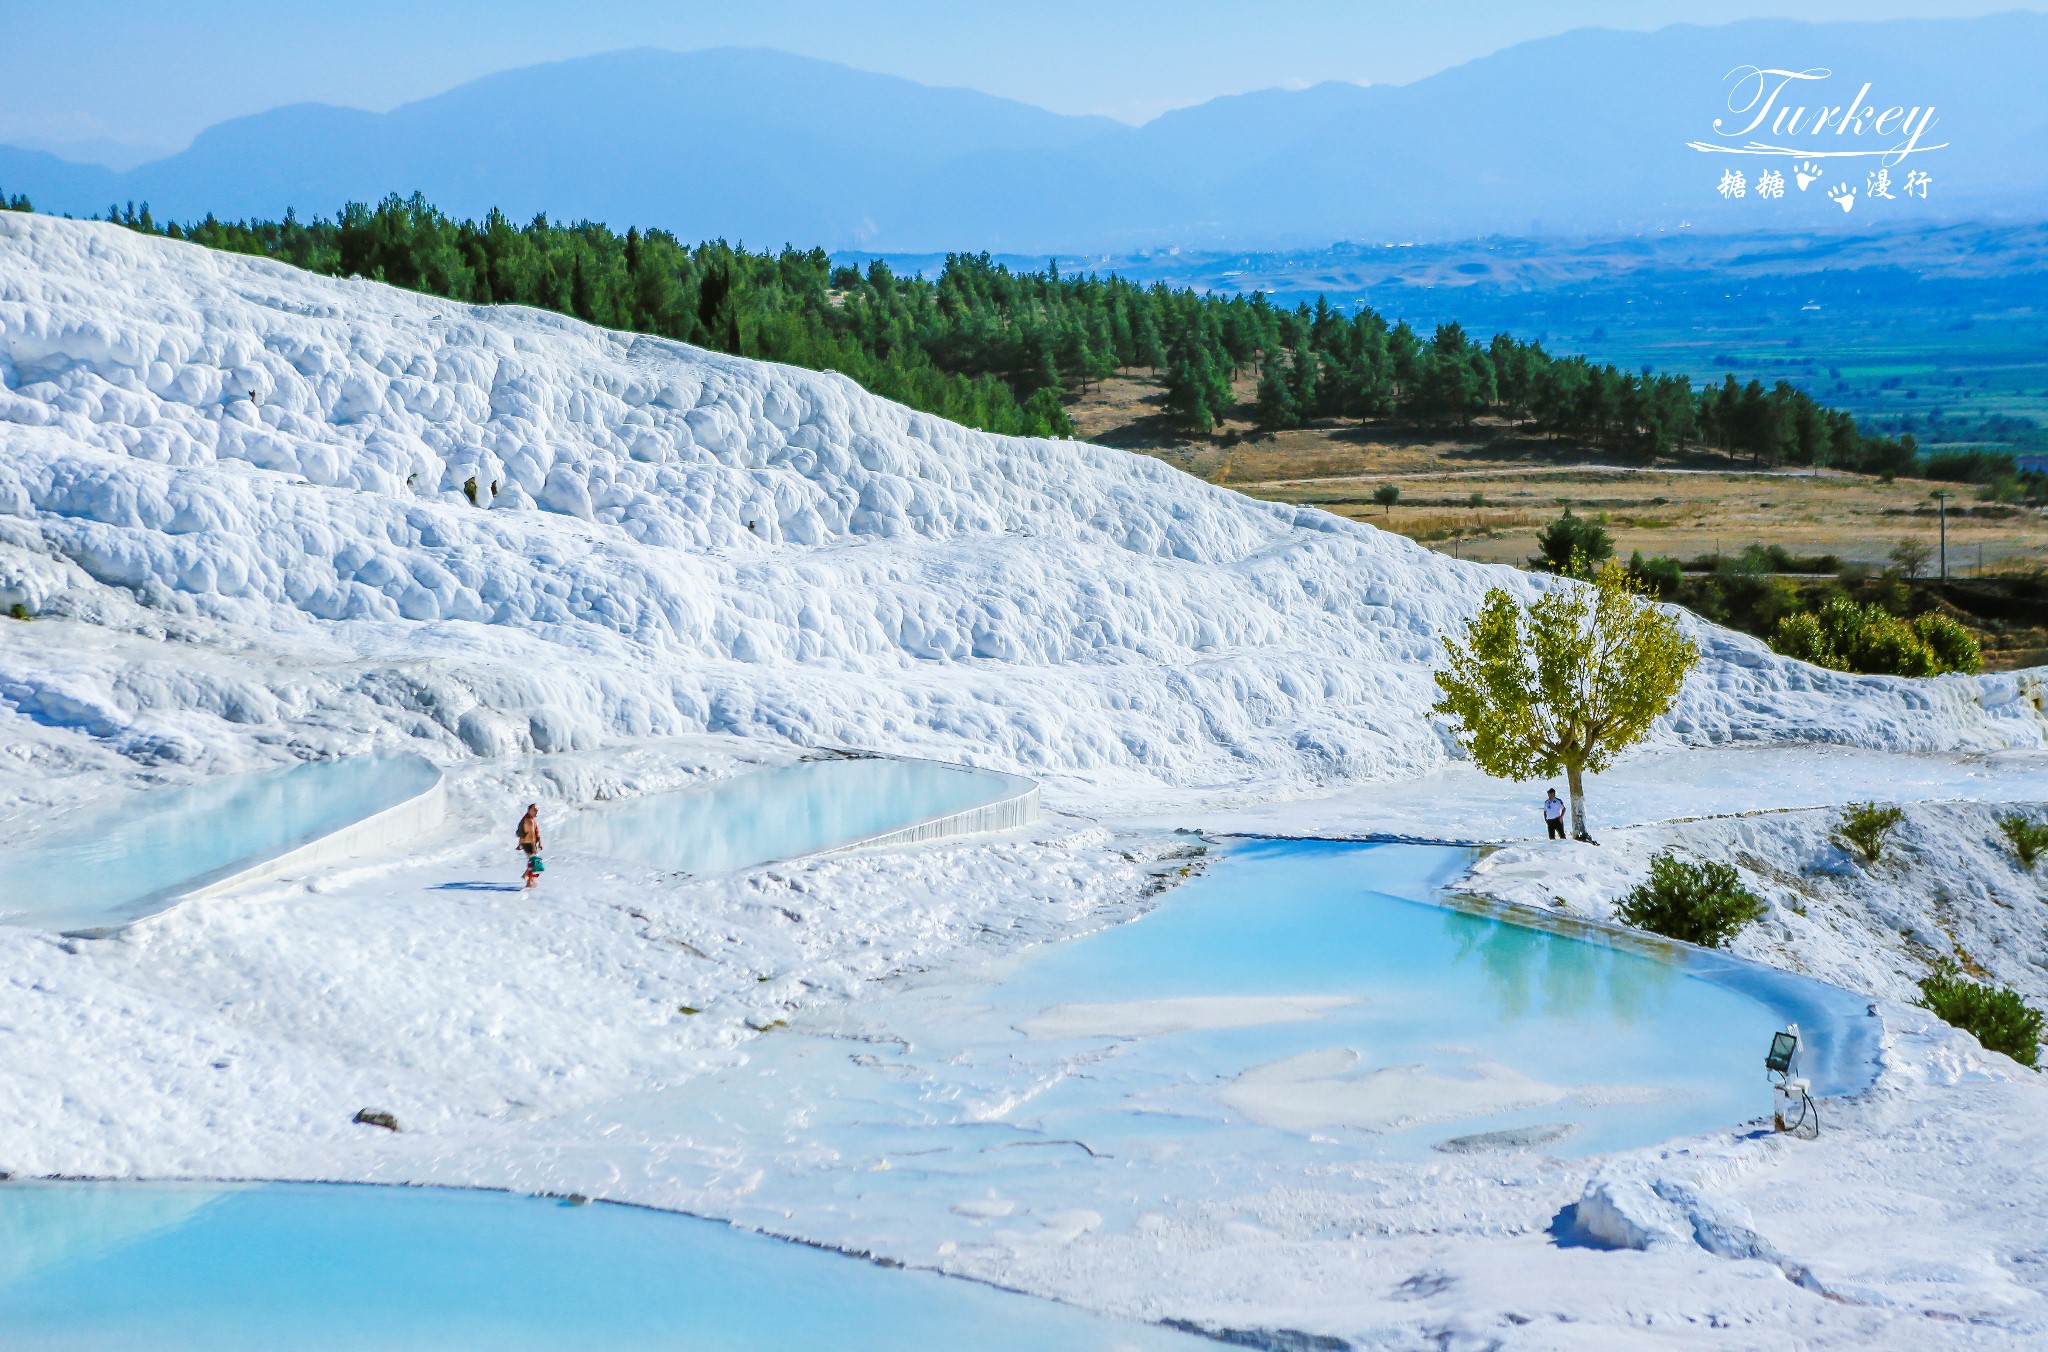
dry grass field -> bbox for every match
[1069,372,2048,578]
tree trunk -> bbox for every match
[1565,760,1591,842]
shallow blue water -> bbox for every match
[969,838,1865,1156]
[558,757,1021,876]
[0,841,1874,1346]
[0,1182,1202,1352]
[600,840,1873,1176]
[0,755,439,934]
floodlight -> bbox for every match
[1765,1030,1798,1076]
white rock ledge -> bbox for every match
[826,760,1040,853]
[67,755,446,938]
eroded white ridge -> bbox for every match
[0,212,2041,799]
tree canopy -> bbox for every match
[1431,562,1700,839]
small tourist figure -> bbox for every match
[1543,789,1567,840]
[517,803,544,888]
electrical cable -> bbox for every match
[1769,1070,1821,1139]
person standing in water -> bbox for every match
[516,803,544,888]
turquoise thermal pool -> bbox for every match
[592,839,1877,1192]
[0,754,439,935]
[557,756,1029,876]
[0,1181,1207,1351]
[0,841,1879,1347]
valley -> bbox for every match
[1071,370,2048,669]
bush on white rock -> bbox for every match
[1,213,2043,793]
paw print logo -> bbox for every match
[1827,183,1857,214]
[1793,161,1823,191]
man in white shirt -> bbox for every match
[1543,789,1567,839]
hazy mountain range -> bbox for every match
[3,14,2044,251]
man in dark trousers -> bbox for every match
[1543,789,1567,839]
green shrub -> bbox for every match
[1681,552,1804,632]
[1768,596,1977,677]
[1998,813,2048,870]
[1626,550,1683,598]
[1845,607,1938,677]
[1814,596,1873,654]
[1839,801,1904,862]
[1914,612,1982,674]
[1771,611,1836,668]
[1614,852,1766,948]
[1771,596,1877,671]
[1917,960,2043,1067]
[1734,543,1841,574]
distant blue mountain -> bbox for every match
[5,135,177,172]
[3,17,2042,251]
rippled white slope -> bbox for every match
[1,213,2040,790]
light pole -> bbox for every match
[1930,489,1951,582]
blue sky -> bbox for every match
[3,0,2041,155]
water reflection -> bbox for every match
[1444,907,1674,1026]
[1,755,439,932]
[591,840,1800,1175]
[559,759,1019,875]
[0,1183,240,1285]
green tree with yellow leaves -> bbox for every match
[1431,561,1699,841]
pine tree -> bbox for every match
[1288,346,1318,422]
[1163,345,1216,434]
[1255,351,1299,430]
[1388,321,1421,398]
[1529,508,1615,576]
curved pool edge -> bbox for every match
[821,761,1041,855]
[1432,878,1883,1101]
[1210,833,1883,1102]
[63,757,447,939]
[0,1174,1210,1350]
